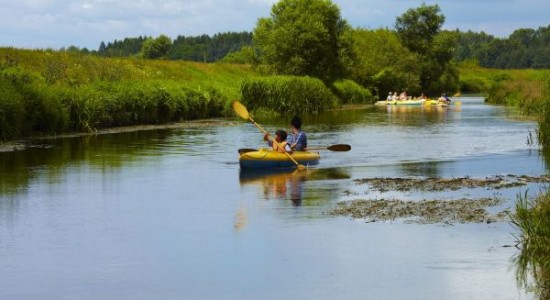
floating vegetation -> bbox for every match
[353,175,550,193]
[328,197,507,224]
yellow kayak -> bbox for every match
[375,99,426,106]
[239,148,320,169]
[424,99,450,106]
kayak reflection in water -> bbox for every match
[240,169,308,206]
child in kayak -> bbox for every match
[264,130,292,153]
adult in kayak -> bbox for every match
[288,116,307,151]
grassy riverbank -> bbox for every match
[0,47,259,141]
[459,63,550,145]
[461,64,550,299]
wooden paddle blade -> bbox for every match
[238,148,257,154]
[232,100,249,120]
[296,164,307,171]
[326,144,351,151]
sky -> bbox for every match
[0,0,548,50]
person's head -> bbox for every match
[290,116,302,132]
[275,130,287,142]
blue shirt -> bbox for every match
[288,131,307,151]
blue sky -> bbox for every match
[0,0,548,50]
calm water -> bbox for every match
[0,97,547,299]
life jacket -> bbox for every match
[272,141,289,153]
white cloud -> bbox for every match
[0,0,547,49]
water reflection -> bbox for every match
[383,105,455,126]
[240,169,306,205]
[400,161,444,177]
[0,128,217,196]
[515,240,550,299]
[239,168,351,206]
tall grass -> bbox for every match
[240,76,338,115]
[460,63,550,147]
[510,191,550,299]
[0,47,258,141]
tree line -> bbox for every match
[60,0,549,98]
[454,26,550,69]
[86,23,550,71]
[94,32,252,62]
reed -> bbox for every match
[0,47,257,140]
[240,75,338,115]
[510,190,550,299]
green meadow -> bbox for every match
[0,48,260,140]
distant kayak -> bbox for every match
[239,148,320,169]
[375,99,425,106]
[424,99,450,106]
[375,99,450,107]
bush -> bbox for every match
[59,81,227,132]
[332,79,373,104]
[0,67,69,138]
[240,76,337,114]
[0,79,25,140]
[0,48,251,141]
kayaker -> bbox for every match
[438,93,451,104]
[264,130,292,153]
[288,116,307,151]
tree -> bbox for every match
[142,34,172,59]
[98,41,107,55]
[395,4,458,93]
[395,4,445,55]
[350,28,421,97]
[253,0,354,83]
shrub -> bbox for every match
[59,81,227,132]
[240,76,337,114]
[0,79,25,140]
[332,79,373,104]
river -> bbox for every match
[0,97,547,299]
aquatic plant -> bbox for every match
[510,190,550,299]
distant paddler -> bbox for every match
[438,93,451,104]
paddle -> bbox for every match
[310,144,351,152]
[233,101,307,171]
[238,144,351,154]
